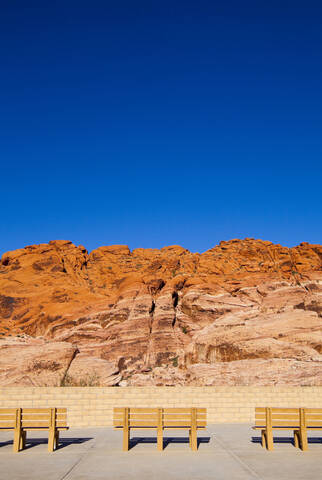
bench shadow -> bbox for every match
[0,437,93,451]
[252,436,322,446]
[129,436,210,450]
[56,437,93,450]
[0,441,12,448]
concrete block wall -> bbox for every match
[0,387,322,427]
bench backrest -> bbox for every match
[0,408,20,429]
[255,407,300,428]
[21,408,67,429]
[303,408,322,428]
[114,408,159,427]
[113,407,207,428]
[163,408,206,427]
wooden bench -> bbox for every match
[113,407,207,451]
[254,407,301,450]
[253,407,322,451]
[0,408,68,452]
[0,408,23,452]
[294,408,322,451]
[21,408,69,452]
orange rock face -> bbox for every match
[0,238,321,386]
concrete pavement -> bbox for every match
[0,424,321,479]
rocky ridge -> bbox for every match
[0,238,321,386]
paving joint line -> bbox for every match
[212,435,263,480]
[59,434,99,480]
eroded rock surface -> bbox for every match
[0,238,321,385]
[0,338,77,386]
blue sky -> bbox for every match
[1,1,321,255]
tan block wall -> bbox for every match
[0,387,322,427]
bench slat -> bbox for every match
[22,408,51,414]
[163,412,207,416]
[164,421,207,427]
[125,426,204,430]
[0,415,18,420]
[0,409,18,415]
[258,421,300,427]
[129,408,159,413]
[163,408,206,413]
[114,415,207,421]
[126,412,158,415]
[22,421,67,428]
[255,408,299,413]
[0,422,16,428]
[163,408,192,413]
[22,414,50,420]
[270,415,300,419]
[270,408,299,413]
[126,421,160,427]
[253,425,300,430]
[163,415,195,419]
[22,425,69,432]
[255,411,299,418]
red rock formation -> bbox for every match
[0,238,321,385]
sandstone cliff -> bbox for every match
[0,238,321,386]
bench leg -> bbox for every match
[266,427,274,451]
[299,427,308,452]
[294,430,300,448]
[261,430,267,449]
[190,427,197,451]
[13,428,22,453]
[189,429,191,448]
[19,431,26,450]
[157,427,163,451]
[123,427,130,451]
[55,430,60,450]
[48,427,56,452]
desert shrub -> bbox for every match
[172,356,178,367]
[60,373,100,387]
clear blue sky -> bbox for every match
[1,1,321,255]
